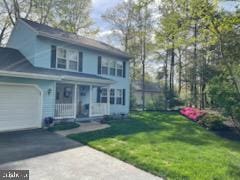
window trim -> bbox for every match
[100,88,108,103]
[116,61,123,77]
[109,60,116,76]
[56,47,79,72]
[110,88,115,104]
[116,89,123,105]
[101,58,109,75]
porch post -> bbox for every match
[107,86,110,115]
[89,85,92,117]
[74,84,77,118]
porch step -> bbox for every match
[75,116,104,123]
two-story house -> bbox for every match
[0,19,130,132]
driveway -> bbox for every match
[0,129,161,180]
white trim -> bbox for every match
[74,84,77,118]
[54,116,75,120]
[61,75,115,85]
[107,86,110,115]
[0,82,43,130]
[0,70,115,85]
[56,47,79,72]
[89,85,92,117]
[0,70,60,81]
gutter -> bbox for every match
[61,75,115,85]
[0,70,61,81]
[0,70,115,85]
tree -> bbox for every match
[0,0,97,46]
[54,0,98,35]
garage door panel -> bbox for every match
[0,84,42,132]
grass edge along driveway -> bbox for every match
[68,112,240,180]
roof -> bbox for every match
[132,80,161,93]
[0,47,113,83]
[20,18,131,60]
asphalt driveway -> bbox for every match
[0,129,161,180]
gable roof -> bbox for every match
[132,80,161,93]
[0,47,114,84]
[20,18,131,60]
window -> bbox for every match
[117,61,123,77]
[57,48,67,69]
[116,89,122,104]
[56,47,78,71]
[110,89,115,104]
[100,88,107,103]
[68,50,78,71]
[101,59,108,75]
[109,61,116,76]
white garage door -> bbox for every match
[0,84,42,132]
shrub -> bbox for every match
[44,117,54,127]
[180,107,205,121]
[199,113,227,131]
[48,122,80,131]
[103,115,113,122]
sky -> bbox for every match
[91,0,240,44]
[91,0,123,32]
[90,0,239,78]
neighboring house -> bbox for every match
[0,19,130,132]
[132,80,162,109]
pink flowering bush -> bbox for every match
[180,107,205,121]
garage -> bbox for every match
[0,84,42,132]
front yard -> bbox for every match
[69,112,240,179]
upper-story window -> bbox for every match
[109,61,116,76]
[57,48,67,69]
[101,59,108,75]
[117,61,123,77]
[68,49,78,71]
[100,58,123,77]
[56,47,78,71]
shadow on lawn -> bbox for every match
[70,112,211,145]
[69,112,240,152]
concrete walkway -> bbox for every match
[56,121,110,136]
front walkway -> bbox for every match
[55,121,110,136]
[0,129,161,180]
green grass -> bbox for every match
[48,122,80,131]
[68,112,240,179]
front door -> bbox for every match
[77,85,90,118]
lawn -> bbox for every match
[68,112,240,179]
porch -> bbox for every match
[54,83,110,119]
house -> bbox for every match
[132,80,162,110]
[0,19,130,132]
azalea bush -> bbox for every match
[180,107,205,121]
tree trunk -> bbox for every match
[178,49,182,95]
[192,22,198,107]
[164,50,169,110]
[169,38,175,106]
